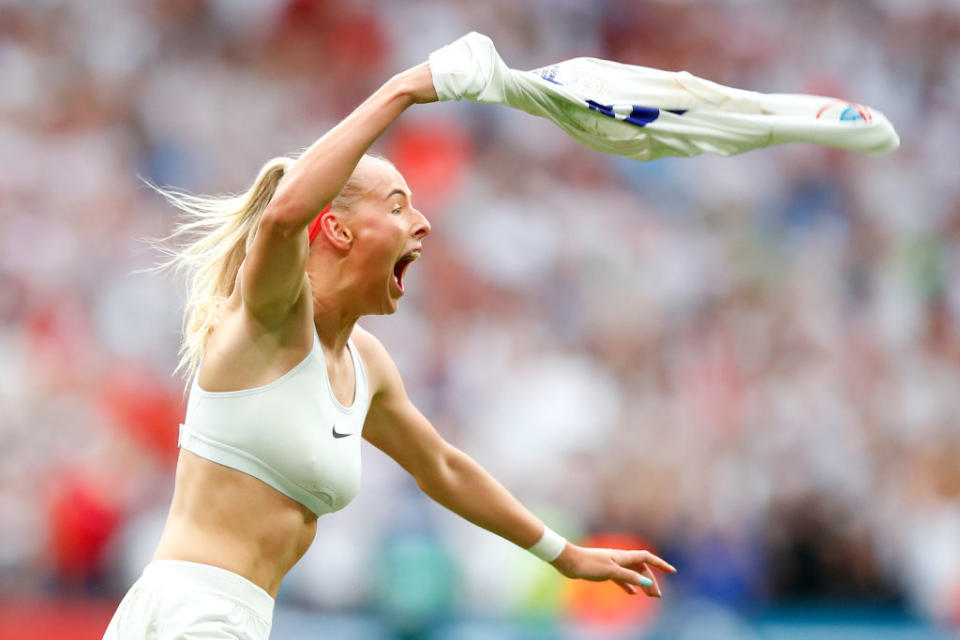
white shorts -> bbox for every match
[102,560,274,640]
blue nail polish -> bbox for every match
[639,576,653,587]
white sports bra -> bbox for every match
[178,328,370,516]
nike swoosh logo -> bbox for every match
[332,425,352,439]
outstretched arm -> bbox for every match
[355,328,676,597]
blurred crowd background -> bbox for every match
[2,0,959,638]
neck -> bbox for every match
[312,298,359,353]
[307,253,363,353]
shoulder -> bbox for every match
[350,324,388,364]
[350,324,403,398]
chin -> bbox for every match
[373,296,401,316]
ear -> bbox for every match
[319,211,353,250]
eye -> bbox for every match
[391,206,402,215]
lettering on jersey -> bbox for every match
[536,65,563,85]
[586,99,688,127]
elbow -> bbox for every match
[260,195,306,239]
[414,473,434,496]
[414,447,460,496]
[262,188,334,239]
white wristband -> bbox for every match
[527,525,567,563]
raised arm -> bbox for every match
[241,63,437,325]
[354,328,676,597]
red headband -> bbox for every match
[308,203,332,244]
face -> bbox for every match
[342,158,431,314]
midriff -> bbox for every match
[152,449,318,598]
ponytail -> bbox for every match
[147,156,292,380]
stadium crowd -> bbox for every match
[1,0,959,632]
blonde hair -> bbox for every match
[150,152,392,381]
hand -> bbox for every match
[550,543,677,598]
[392,62,438,104]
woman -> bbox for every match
[104,60,675,639]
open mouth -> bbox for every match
[392,249,421,293]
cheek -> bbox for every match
[358,220,401,253]
[355,228,397,270]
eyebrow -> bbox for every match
[384,188,409,201]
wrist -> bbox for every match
[389,62,438,105]
[549,542,577,575]
[527,525,567,563]
[382,75,416,109]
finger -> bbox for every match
[625,550,677,574]
[615,580,637,595]
[616,568,653,589]
[639,565,662,598]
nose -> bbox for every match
[412,208,431,240]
